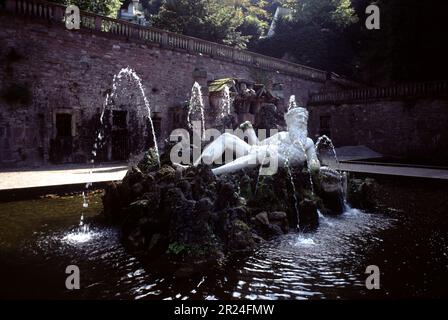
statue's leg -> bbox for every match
[194,133,251,166]
[212,153,259,175]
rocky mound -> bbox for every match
[102,149,345,277]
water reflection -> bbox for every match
[226,209,392,300]
[4,192,447,300]
[23,206,392,300]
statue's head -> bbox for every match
[284,106,309,148]
[284,106,309,130]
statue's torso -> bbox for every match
[257,131,307,164]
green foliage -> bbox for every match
[261,0,448,83]
[284,0,358,28]
[249,175,284,212]
[302,189,323,207]
[255,0,359,77]
[167,241,209,257]
[331,0,358,27]
[50,0,447,83]
[239,15,265,47]
[140,0,163,15]
[152,0,207,35]
[152,0,271,49]
[53,0,123,17]
[167,242,187,255]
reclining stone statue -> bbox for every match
[187,105,321,175]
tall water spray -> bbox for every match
[86,67,161,194]
[285,157,301,230]
[104,67,160,165]
[220,85,232,119]
[288,95,297,111]
[315,135,349,210]
[315,135,339,170]
[187,82,206,140]
[80,67,160,236]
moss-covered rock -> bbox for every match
[103,146,349,275]
[312,166,345,215]
[347,177,379,210]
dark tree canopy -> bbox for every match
[353,0,448,84]
[151,0,271,49]
[53,0,123,17]
[52,0,448,83]
[256,0,448,84]
[255,0,360,79]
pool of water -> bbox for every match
[0,192,447,299]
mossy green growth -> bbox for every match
[303,189,323,204]
[138,148,159,173]
[248,175,277,210]
[167,242,213,258]
[238,174,253,199]
[238,121,253,131]
[167,242,187,255]
[311,169,326,187]
[233,219,250,232]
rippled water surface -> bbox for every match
[0,193,447,299]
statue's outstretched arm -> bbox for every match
[238,121,259,145]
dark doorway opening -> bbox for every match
[111,129,129,160]
[56,113,72,137]
[50,113,73,163]
[111,111,129,160]
[113,110,127,129]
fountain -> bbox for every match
[62,191,96,244]
[253,96,312,202]
[187,82,206,140]
[218,84,233,130]
[78,67,161,242]
[102,96,353,276]
[92,67,161,168]
[288,94,297,111]
[285,157,301,230]
[106,67,160,165]
[62,222,95,244]
[288,96,315,193]
[313,135,347,213]
[315,135,339,170]
[220,85,232,119]
[80,66,362,280]
[84,67,161,177]
[191,103,320,175]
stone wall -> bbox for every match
[307,98,448,163]
[0,13,324,168]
